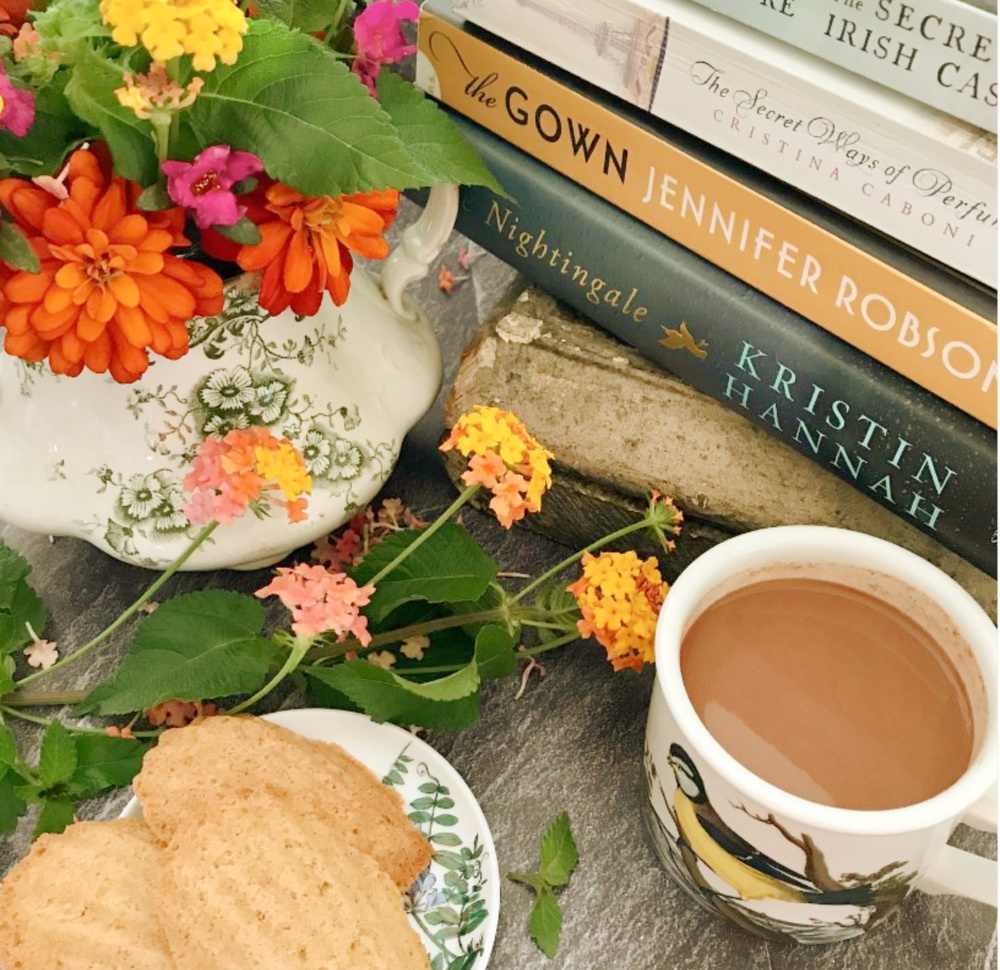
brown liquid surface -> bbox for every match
[680,578,974,810]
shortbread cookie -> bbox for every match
[132,714,431,890]
[159,793,430,970]
[0,818,175,970]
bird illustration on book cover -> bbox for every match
[643,742,916,943]
[659,322,708,359]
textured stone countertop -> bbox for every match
[1,201,996,969]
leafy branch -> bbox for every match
[507,812,580,958]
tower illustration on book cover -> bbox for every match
[465,0,670,110]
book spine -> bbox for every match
[409,112,998,575]
[451,0,998,285]
[648,0,998,133]
[416,7,999,430]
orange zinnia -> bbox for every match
[0,147,224,383]
[236,181,399,316]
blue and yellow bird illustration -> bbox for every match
[667,743,875,907]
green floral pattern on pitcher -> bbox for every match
[67,286,398,565]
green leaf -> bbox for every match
[0,656,16,699]
[214,216,262,245]
[0,770,27,834]
[70,734,153,796]
[77,590,274,715]
[301,660,481,731]
[0,541,49,655]
[38,721,77,789]
[539,812,579,887]
[184,21,432,197]
[507,812,578,958]
[530,886,563,958]
[0,578,49,656]
[0,722,17,769]
[250,0,341,33]
[63,47,159,184]
[136,182,173,211]
[533,584,581,645]
[474,624,518,680]
[353,525,498,624]
[376,72,503,192]
[0,216,40,273]
[35,796,76,837]
[33,0,112,47]
[0,540,32,611]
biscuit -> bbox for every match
[0,818,175,970]
[158,792,430,970]
[132,714,432,890]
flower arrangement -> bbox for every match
[0,406,682,837]
[0,0,497,382]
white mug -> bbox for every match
[643,526,997,945]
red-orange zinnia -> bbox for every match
[236,182,399,316]
[0,147,225,383]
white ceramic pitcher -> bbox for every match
[0,186,459,571]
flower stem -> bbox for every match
[0,705,161,738]
[366,485,479,588]
[305,606,511,663]
[519,631,580,656]
[3,690,89,708]
[15,522,219,688]
[226,635,313,715]
[510,517,655,605]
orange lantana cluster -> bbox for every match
[0,148,224,382]
[440,405,554,528]
[567,550,669,673]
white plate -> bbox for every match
[121,709,500,970]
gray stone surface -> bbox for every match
[0,200,995,969]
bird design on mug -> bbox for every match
[667,744,876,907]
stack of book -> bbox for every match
[413,0,998,579]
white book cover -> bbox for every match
[454,0,999,287]
[673,0,998,134]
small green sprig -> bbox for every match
[507,811,580,958]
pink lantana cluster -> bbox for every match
[256,563,375,642]
[351,0,420,96]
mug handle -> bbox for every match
[380,183,460,319]
[917,786,997,908]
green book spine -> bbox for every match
[412,112,998,576]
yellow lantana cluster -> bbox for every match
[100,0,247,72]
[440,405,554,528]
[567,550,668,672]
[254,440,313,503]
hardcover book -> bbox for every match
[416,2,998,429]
[465,0,997,133]
[409,111,998,576]
[451,0,998,285]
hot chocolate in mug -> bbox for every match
[643,526,997,944]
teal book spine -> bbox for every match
[411,112,998,576]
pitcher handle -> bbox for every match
[381,183,459,318]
